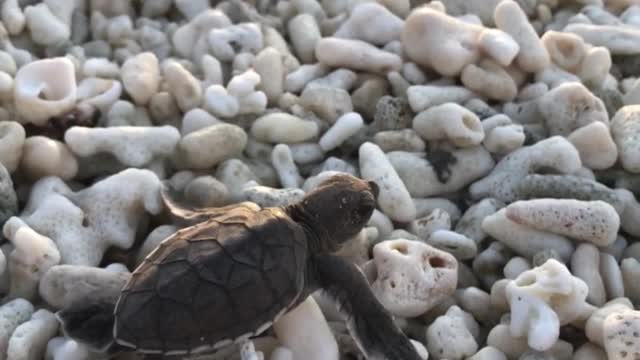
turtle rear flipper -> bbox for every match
[56,301,117,352]
[314,254,422,360]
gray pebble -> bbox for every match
[352,77,389,121]
[371,96,413,132]
[312,157,358,176]
[592,86,624,118]
[215,159,259,201]
[373,129,426,152]
[532,249,562,267]
[39,265,131,310]
[184,176,231,208]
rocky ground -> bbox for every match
[2,0,640,359]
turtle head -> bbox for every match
[293,174,378,252]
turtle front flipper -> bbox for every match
[313,254,422,360]
[161,183,262,226]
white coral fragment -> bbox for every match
[2,217,61,302]
[14,57,77,126]
[494,0,550,72]
[6,309,59,360]
[505,199,620,246]
[482,209,575,262]
[65,126,180,167]
[506,259,589,351]
[208,23,263,62]
[120,52,160,106]
[470,136,582,203]
[371,239,458,317]
[413,103,484,147]
[20,169,163,266]
[334,3,404,46]
[315,37,402,74]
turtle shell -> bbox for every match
[112,206,308,355]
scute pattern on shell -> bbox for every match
[113,206,308,354]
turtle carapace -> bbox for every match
[56,174,422,360]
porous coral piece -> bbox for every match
[413,103,484,147]
[0,299,34,357]
[176,124,247,170]
[359,142,416,222]
[541,30,587,73]
[388,147,494,198]
[242,183,304,207]
[370,239,458,317]
[506,259,589,351]
[482,209,575,262]
[469,136,582,203]
[315,37,402,74]
[14,57,77,126]
[2,217,60,302]
[603,310,640,360]
[21,169,162,266]
[504,199,620,246]
[585,298,633,346]
[38,264,130,309]
[6,309,58,360]
[65,125,180,167]
[494,0,550,72]
[611,105,640,173]
[334,3,403,45]
[120,52,160,106]
[20,136,78,181]
[426,306,479,359]
[407,85,475,113]
[537,82,609,136]
[513,174,626,213]
[0,121,25,173]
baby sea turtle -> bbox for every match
[56,174,422,359]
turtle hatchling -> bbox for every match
[56,174,422,359]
